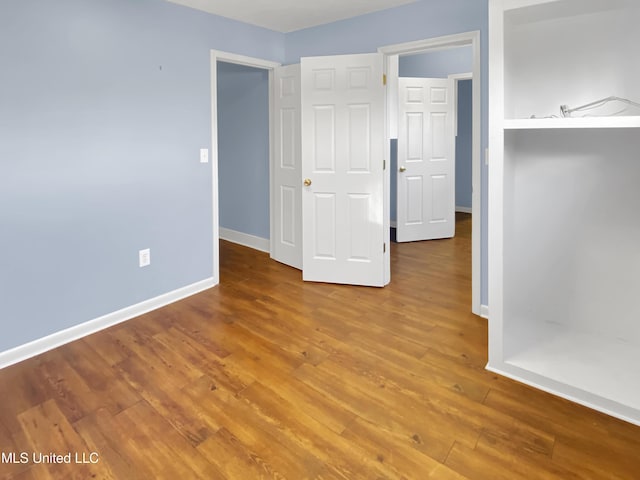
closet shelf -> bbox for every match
[504,117,640,130]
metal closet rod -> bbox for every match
[560,96,640,117]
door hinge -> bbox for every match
[383,74,387,86]
[383,243,386,253]
[383,159,386,170]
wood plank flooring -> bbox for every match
[1,213,639,479]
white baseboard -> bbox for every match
[390,220,397,228]
[0,277,216,370]
[220,228,269,253]
[480,304,489,319]
[456,206,472,214]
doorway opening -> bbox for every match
[209,50,279,284]
[380,31,482,315]
[390,48,472,239]
[217,62,270,248]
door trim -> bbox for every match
[449,72,473,138]
[449,72,474,214]
[379,31,482,316]
[210,50,280,284]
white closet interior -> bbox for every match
[488,0,640,425]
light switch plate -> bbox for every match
[139,248,151,267]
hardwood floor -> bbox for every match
[1,213,639,479]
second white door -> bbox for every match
[272,64,302,269]
[397,77,455,242]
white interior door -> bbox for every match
[397,77,455,242]
[272,64,302,269]
[301,53,386,286]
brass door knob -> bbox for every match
[303,178,312,186]
[399,166,407,172]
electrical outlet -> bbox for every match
[200,148,209,163]
[139,248,151,267]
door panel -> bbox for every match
[431,113,447,157]
[348,105,371,171]
[407,113,424,160]
[430,174,448,221]
[301,53,385,286]
[313,193,336,259]
[313,106,336,171]
[406,176,423,223]
[397,77,455,242]
[347,194,372,261]
[272,64,302,269]
[280,186,296,245]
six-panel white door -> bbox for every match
[272,64,302,269]
[301,53,386,286]
[397,77,455,242]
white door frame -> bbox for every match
[449,72,473,214]
[379,31,482,316]
[449,72,473,142]
[210,50,280,284]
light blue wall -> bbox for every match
[0,0,284,352]
[456,79,473,210]
[285,0,489,304]
[285,0,486,63]
[399,47,473,78]
[0,0,489,355]
[217,62,270,239]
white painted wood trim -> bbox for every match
[379,31,479,56]
[470,31,482,318]
[504,117,640,129]
[486,362,640,427]
[449,72,473,81]
[456,206,472,214]
[210,50,280,70]
[383,55,398,286]
[449,72,473,138]
[488,0,505,364]
[268,68,276,260]
[480,304,489,319]
[386,55,399,139]
[380,31,482,316]
[0,278,216,370]
[219,228,270,253]
[210,51,221,284]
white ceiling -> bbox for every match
[166,0,419,33]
